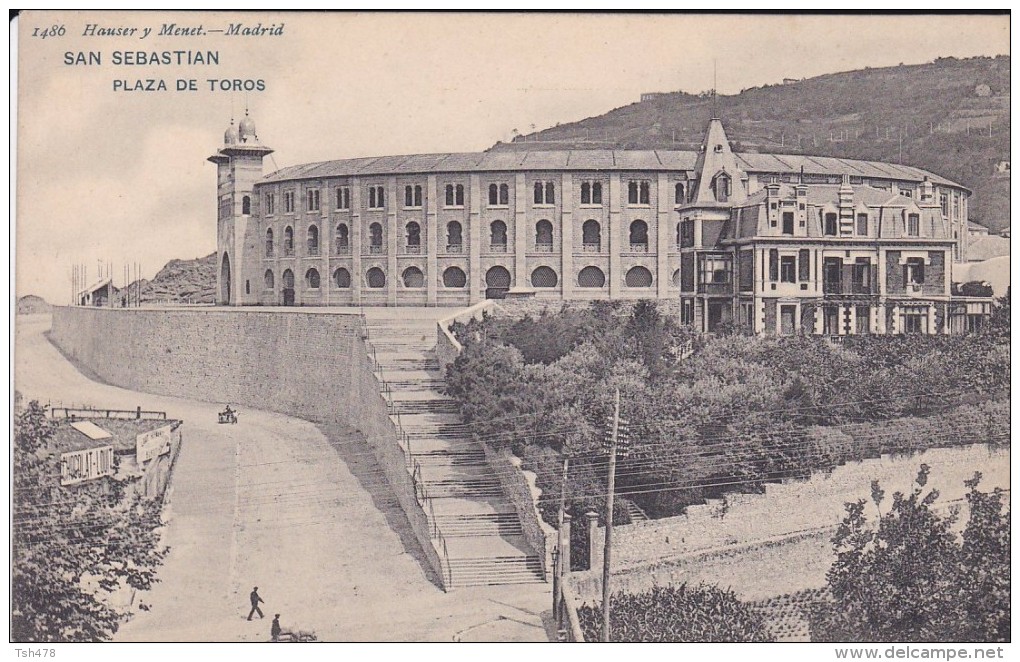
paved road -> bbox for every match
[14,314,552,642]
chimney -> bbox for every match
[920,176,935,204]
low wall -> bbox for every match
[477,438,552,578]
[570,442,1009,604]
[435,300,501,373]
[51,306,446,588]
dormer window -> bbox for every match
[711,173,731,203]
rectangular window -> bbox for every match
[284,191,295,213]
[823,257,842,293]
[905,257,925,285]
[679,220,695,248]
[907,213,920,237]
[336,187,350,210]
[855,306,871,334]
[680,299,694,325]
[780,256,796,283]
[901,308,927,334]
[824,213,838,236]
[856,213,868,236]
[852,259,871,293]
[265,193,275,215]
[798,249,811,282]
[782,212,794,235]
[823,306,840,335]
[940,193,949,217]
[768,249,779,282]
[306,189,320,212]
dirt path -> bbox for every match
[14,314,551,642]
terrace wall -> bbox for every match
[569,442,1009,604]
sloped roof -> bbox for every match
[966,235,1011,262]
[258,147,965,190]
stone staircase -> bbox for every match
[362,309,545,589]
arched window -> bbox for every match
[447,221,463,251]
[366,267,386,289]
[580,182,590,203]
[490,220,507,250]
[545,182,555,204]
[534,181,544,205]
[455,184,464,206]
[307,225,319,255]
[305,268,320,289]
[582,220,601,251]
[282,269,294,289]
[445,184,454,206]
[625,266,653,288]
[333,268,351,289]
[489,184,498,205]
[265,228,274,257]
[577,266,606,288]
[284,226,294,255]
[335,224,349,253]
[402,266,425,288]
[675,183,685,204]
[712,174,731,202]
[242,195,251,215]
[531,266,558,288]
[671,269,680,287]
[264,269,275,290]
[499,183,509,205]
[369,223,383,250]
[535,219,553,249]
[406,222,421,250]
[592,182,602,204]
[245,280,250,295]
[443,266,467,288]
[630,220,648,250]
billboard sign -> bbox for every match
[60,445,115,486]
[136,425,174,464]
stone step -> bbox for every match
[389,399,460,415]
[424,478,505,498]
[445,555,545,587]
[432,513,525,537]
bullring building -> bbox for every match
[210,112,988,335]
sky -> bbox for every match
[14,11,1010,304]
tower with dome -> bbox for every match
[207,110,273,305]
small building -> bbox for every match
[640,92,665,102]
[77,277,117,307]
[47,409,183,501]
[968,221,990,237]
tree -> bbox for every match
[810,466,1010,642]
[12,401,168,642]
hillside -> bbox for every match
[123,253,216,305]
[494,55,1010,230]
[17,295,52,315]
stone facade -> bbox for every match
[210,115,976,326]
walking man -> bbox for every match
[271,614,282,642]
[248,586,265,620]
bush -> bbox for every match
[578,584,774,642]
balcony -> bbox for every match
[582,243,602,253]
[306,246,320,257]
[629,243,649,253]
[265,246,274,258]
[446,244,463,254]
[906,282,924,296]
[282,247,295,258]
[697,282,732,296]
[403,245,422,255]
[489,242,508,253]
[335,245,350,256]
[535,243,554,253]
[368,245,384,255]
[824,280,875,296]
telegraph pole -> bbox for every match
[601,388,620,642]
[553,442,570,626]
